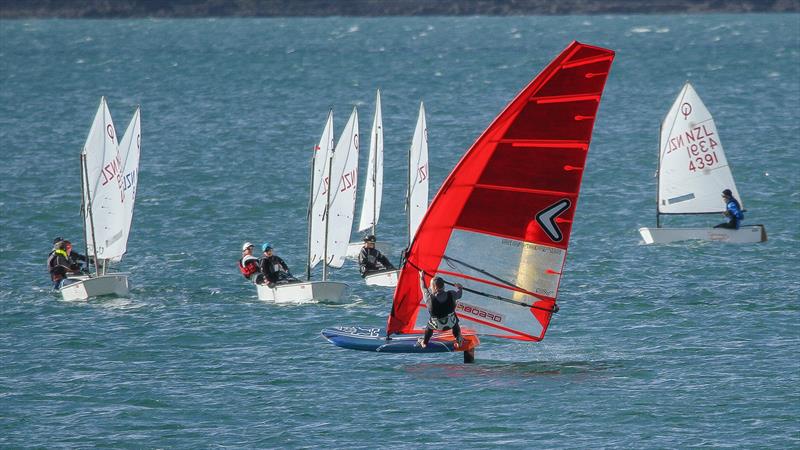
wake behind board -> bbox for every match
[321,326,478,354]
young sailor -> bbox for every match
[714,188,744,229]
[358,234,395,277]
[238,242,263,284]
[259,242,297,287]
[416,270,464,349]
[47,240,81,289]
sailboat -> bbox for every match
[638,82,767,244]
[362,101,429,288]
[322,41,615,361]
[346,90,390,259]
[60,98,139,301]
[256,109,358,303]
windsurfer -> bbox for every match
[416,270,464,349]
[714,189,744,229]
[358,235,395,277]
[259,242,299,287]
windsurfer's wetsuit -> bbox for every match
[420,274,463,347]
[714,197,744,229]
[358,247,395,278]
[260,255,297,286]
[239,255,264,284]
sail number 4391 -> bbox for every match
[687,139,720,173]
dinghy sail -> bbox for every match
[61,97,133,300]
[407,101,429,244]
[638,82,767,244]
[358,90,384,236]
[117,106,141,257]
[387,41,615,341]
[325,107,360,269]
[323,41,615,356]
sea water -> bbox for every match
[1,15,798,448]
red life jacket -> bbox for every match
[239,256,259,278]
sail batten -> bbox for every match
[386,41,614,341]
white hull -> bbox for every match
[345,241,393,260]
[639,225,767,245]
[364,269,399,287]
[256,281,348,304]
[59,274,130,301]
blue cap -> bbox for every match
[262,242,273,252]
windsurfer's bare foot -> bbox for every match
[416,337,426,348]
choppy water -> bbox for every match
[1,15,799,448]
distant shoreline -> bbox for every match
[2,0,799,18]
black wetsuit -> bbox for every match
[47,250,80,288]
[358,247,395,277]
[422,286,463,346]
[260,255,295,285]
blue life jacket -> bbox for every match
[727,198,744,228]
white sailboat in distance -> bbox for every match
[60,98,139,301]
[346,90,392,259]
[639,82,767,244]
[363,101,429,287]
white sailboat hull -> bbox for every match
[364,269,399,287]
[256,281,348,303]
[639,225,767,245]
[59,274,130,301]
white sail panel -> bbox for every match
[326,107,360,268]
[358,90,384,233]
[309,111,335,269]
[658,82,741,214]
[82,97,126,262]
[117,106,141,258]
[408,102,429,241]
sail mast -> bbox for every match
[81,153,100,276]
[322,151,334,281]
[79,154,91,274]
[306,139,316,281]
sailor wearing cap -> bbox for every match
[358,235,395,278]
[238,241,263,284]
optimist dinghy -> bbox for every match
[60,98,140,301]
[323,41,615,361]
[362,101,430,288]
[346,90,392,259]
[638,82,767,244]
[256,109,357,303]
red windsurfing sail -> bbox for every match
[387,41,615,341]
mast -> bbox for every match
[371,121,378,237]
[406,118,412,248]
[322,151,334,281]
[81,153,100,276]
[306,140,316,281]
[656,121,662,228]
[79,154,91,274]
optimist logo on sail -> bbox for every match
[681,102,692,119]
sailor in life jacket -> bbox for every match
[358,234,395,278]
[714,189,744,230]
[47,240,82,289]
[238,242,264,284]
[259,242,297,286]
[417,270,464,349]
